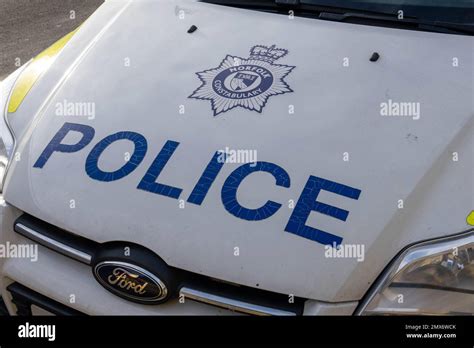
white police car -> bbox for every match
[0,0,472,316]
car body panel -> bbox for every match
[2,0,473,302]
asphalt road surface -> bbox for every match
[0,0,104,80]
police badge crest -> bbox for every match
[189,45,295,116]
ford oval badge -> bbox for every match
[93,261,168,304]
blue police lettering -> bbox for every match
[221,162,290,221]
[86,131,147,182]
[34,123,362,246]
[34,122,95,168]
[137,140,182,199]
[188,151,227,205]
[285,176,361,246]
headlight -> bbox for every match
[356,231,474,315]
[0,73,18,158]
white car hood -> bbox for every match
[3,0,473,301]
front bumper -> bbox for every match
[0,200,358,316]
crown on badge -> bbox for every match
[249,45,288,63]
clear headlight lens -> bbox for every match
[357,231,474,315]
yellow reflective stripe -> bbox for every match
[7,28,79,113]
[467,210,474,226]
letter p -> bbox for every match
[33,122,95,168]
